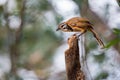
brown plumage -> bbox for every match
[57,17,105,49]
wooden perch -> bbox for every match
[65,34,85,80]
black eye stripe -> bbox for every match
[62,25,64,27]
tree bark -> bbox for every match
[65,34,85,80]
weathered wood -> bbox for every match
[65,34,85,80]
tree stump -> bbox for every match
[65,34,85,80]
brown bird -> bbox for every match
[56,17,105,49]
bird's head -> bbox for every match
[56,22,73,32]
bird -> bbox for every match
[56,17,105,49]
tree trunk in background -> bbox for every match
[4,0,26,79]
[117,0,120,6]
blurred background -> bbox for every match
[0,0,120,80]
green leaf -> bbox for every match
[105,38,120,48]
[113,28,120,34]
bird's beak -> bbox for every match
[56,28,60,31]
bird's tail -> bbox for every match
[89,27,105,49]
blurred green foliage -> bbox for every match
[105,28,120,48]
[73,0,83,6]
[0,0,119,80]
[0,0,64,79]
[0,0,62,69]
[95,72,108,80]
[113,28,120,34]
[94,53,105,63]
